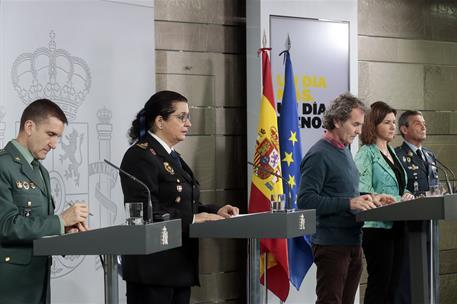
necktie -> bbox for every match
[170,150,182,169]
[31,159,41,175]
[416,149,429,174]
[416,149,423,161]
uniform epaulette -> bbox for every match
[136,142,148,150]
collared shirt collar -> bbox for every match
[323,130,346,149]
[149,131,175,154]
[11,139,35,168]
[404,140,422,153]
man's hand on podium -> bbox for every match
[217,204,239,218]
[65,221,89,234]
[60,202,90,233]
[401,192,415,201]
[372,194,396,206]
[350,194,378,211]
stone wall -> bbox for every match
[358,0,457,302]
[154,1,247,303]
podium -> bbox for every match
[34,220,182,304]
[356,195,457,304]
[190,210,316,304]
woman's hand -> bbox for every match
[217,204,239,218]
[194,212,224,223]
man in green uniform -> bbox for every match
[0,99,89,304]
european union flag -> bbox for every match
[278,50,313,290]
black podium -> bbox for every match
[190,210,316,304]
[34,220,182,304]
[357,195,457,304]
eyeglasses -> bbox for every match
[171,113,191,123]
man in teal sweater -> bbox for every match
[0,99,89,304]
[298,93,394,304]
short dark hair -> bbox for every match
[322,92,367,130]
[360,101,397,145]
[398,110,423,138]
[20,99,68,131]
[128,90,188,144]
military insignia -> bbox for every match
[15,156,21,161]
[136,142,148,150]
[175,196,181,203]
[23,181,30,190]
[406,157,411,163]
[30,182,36,189]
[402,156,406,162]
[412,164,418,170]
[164,162,175,175]
[407,151,413,157]
[176,185,183,192]
[149,148,157,155]
[16,181,23,189]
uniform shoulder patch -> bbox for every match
[136,142,148,150]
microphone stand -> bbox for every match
[435,158,455,194]
[104,159,153,223]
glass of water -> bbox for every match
[270,194,286,212]
[125,202,144,225]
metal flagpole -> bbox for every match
[264,252,268,304]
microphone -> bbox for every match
[247,161,293,210]
[104,159,153,223]
[435,158,455,194]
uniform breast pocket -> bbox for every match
[14,193,45,217]
[0,246,32,265]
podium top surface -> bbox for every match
[356,194,457,222]
[33,219,182,256]
[189,210,315,239]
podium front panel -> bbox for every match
[34,219,182,256]
[189,210,315,239]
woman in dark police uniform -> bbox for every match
[120,90,239,304]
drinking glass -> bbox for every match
[125,202,144,225]
[270,194,285,212]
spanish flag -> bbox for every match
[248,48,290,301]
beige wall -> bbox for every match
[154,0,247,303]
[155,0,457,302]
[358,0,457,302]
